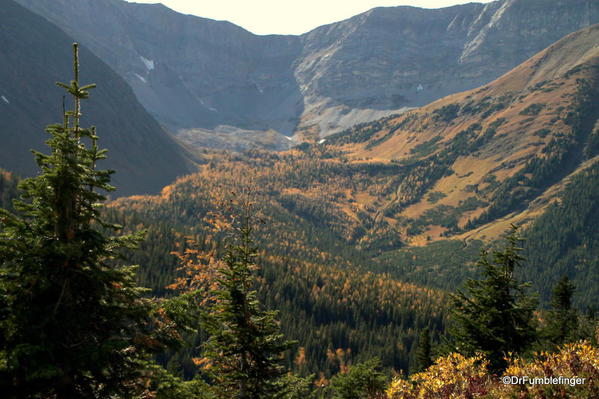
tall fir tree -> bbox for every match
[328,358,387,399]
[448,225,538,373]
[201,194,294,399]
[0,44,160,398]
[543,275,578,349]
[412,328,433,374]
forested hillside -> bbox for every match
[326,24,599,245]
[323,24,599,307]
[108,154,447,376]
[523,160,599,307]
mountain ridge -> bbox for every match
[15,0,599,150]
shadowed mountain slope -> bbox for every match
[0,0,195,196]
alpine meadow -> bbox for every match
[1,0,599,398]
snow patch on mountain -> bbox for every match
[135,73,147,83]
[140,56,154,71]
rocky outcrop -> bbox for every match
[16,0,599,146]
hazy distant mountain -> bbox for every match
[0,0,195,196]
[15,0,599,149]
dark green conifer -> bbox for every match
[543,275,578,348]
[412,328,433,373]
[276,373,317,399]
[449,225,538,373]
[202,197,294,399]
[0,44,157,398]
[329,358,387,399]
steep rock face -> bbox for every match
[297,4,485,108]
[459,0,599,75]
[0,0,194,196]
[293,4,487,135]
[297,0,599,115]
[14,0,304,135]
[16,0,599,145]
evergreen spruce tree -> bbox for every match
[0,44,158,398]
[412,328,433,373]
[448,225,538,373]
[328,358,387,399]
[276,373,317,399]
[202,197,294,399]
[543,275,578,349]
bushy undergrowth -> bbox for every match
[386,341,599,399]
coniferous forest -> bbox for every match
[3,4,599,398]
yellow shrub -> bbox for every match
[387,353,491,398]
[491,341,599,399]
[387,342,599,399]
